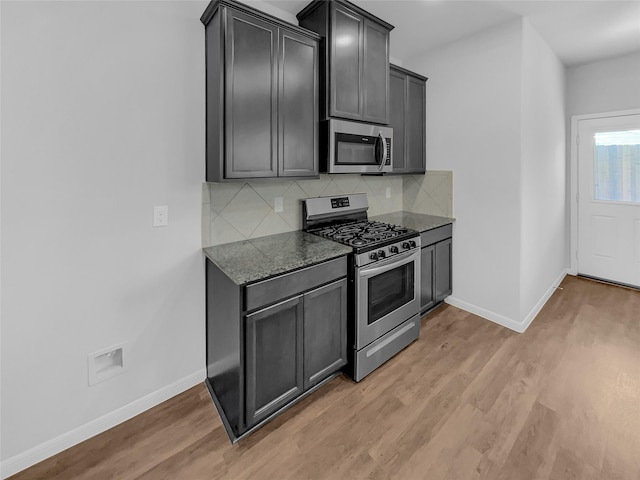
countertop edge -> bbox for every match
[203,248,351,286]
[202,231,352,286]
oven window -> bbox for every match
[368,263,414,324]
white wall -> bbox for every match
[406,21,524,322]
[566,51,640,117]
[520,21,567,321]
[406,19,567,330]
[1,1,207,475]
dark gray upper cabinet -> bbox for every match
[298,0,393,125]
[389,64,427,174]
[201,0,320,182]
[362,19,391,123]
[330,4,362,119]
[279,30,320,177]
[389,69,406,171]
[225,10,278,179]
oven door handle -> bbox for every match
[359,249,419,278]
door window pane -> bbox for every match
[594,130,640,203]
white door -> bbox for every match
[577,113,640,288]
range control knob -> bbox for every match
[402,242,411,249]
[369,252,378,261]
[409,240,417,248]
[377,249,386,259]
[389,246,399,254]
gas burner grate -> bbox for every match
[309,220,413,249]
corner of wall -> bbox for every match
[519,18,567,322]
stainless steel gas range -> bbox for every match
[303,193,421,381]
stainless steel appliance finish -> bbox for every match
[303,192,369,227]
[303,193,420,382]
[325,119,393,174]
[354,236,419,267]
[353,314,420,382]
[356,246,420,349]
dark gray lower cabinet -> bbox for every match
[206,256,348,442]
[420,244,435,312]
[303,280,347,390]
[245,278,347,427]
[420,226,452,313]
[435,238,452,303]
[245,296,304,426]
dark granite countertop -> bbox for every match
[203,230,352,285]
[370,211,454,233]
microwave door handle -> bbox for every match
[377,132,387,171]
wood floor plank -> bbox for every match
[497,401,559,480]
[548,447,584,480]
[9,276,640,480]
[444,446,483,480]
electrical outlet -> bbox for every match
[274,197,284,213]
[385,187,391,199]
[153,205,168,227]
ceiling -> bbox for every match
[263,0,640,66]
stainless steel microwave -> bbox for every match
[323,119,393,174]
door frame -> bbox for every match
[569,108,640,276]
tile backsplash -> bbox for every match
[402,171,453,217]
[202,171,453,247]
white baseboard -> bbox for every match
[519,269,569,332]
[1,369,206,479]
[445,269,568,334]
[445,296,527,332]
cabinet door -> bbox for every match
[362,19,390,124]
[278,30,319,177]
[406,75,426,173]
[421,245,436,312]
[225,10,278,178]
[389,69,407,172]
[330,4,363,120]
[245,296,303,427]
[435,239,452,302]
[303,279,347,390]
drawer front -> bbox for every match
[420,224,452,246]
[245,256,348,312]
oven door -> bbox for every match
[356,248,421,349]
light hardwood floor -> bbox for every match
[10,275,640,480]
